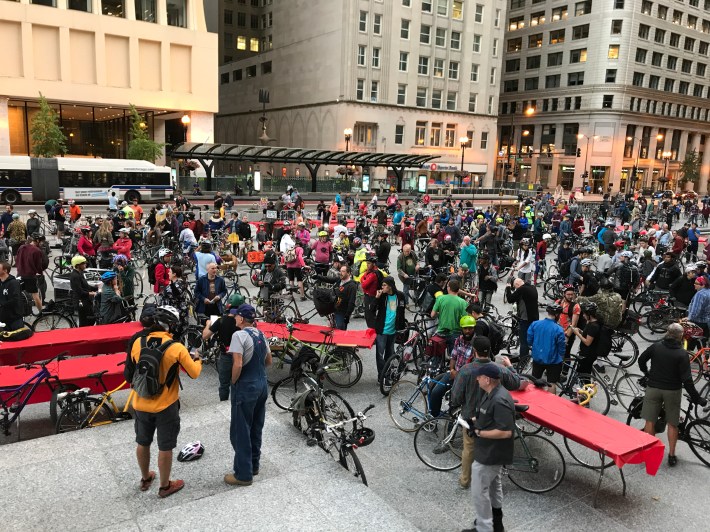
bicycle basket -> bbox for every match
[313,287,336,317]
[348,427,375,447]
[682,321,705,340]
[247,251,265,264]
[395,328,410,345]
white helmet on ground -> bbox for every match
[177,441,205,462]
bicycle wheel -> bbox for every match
[563,437,614,470]
[543,278,564,301]
[637,313,664,342]
[559,372,611,415]
[49,383,79,426]
[506,434,566,493]
[132,271,144,297]
[695,381,710,421]
[55,397,113,433]
[323,347,363,388]
[614,373,646,412]
[608,333,639,369]
[647,309,672,333]
[690,356,703,384]
[180,326,203,352]
[387,379,428,432]
[339,446,368,486]
[516,416,543,436]
[271,375,310,411]
[685,419,710,467]
[322,390,356,431]
[380,352,406,397]
[413,417,463,471]
[32,312,75,331]
[266,348,294,385]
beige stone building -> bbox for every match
[0,0,218,165]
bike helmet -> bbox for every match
[80,226,91,233]
[599,276,613,290]
[298,221,306,227]
[620,251,634,258]
[158,248,172,259]
[177,441,205,462]
[200,239,213,247]
[183,221,190,228]
[686,264,698,272]
[113,254,128,265]
[580,301,598,316]
[476,214,484,219]
[580,258,593,266]
[30,232,42,241]
[263,250,278,265]
[496,217,504,223]
[155,305,180,328]
[227,293,246,309]
[444,234,452,242]
[318,230,328,237]
[101,271,117,282]
[71,255,87,267]
[11,213,19,220]
[349,427,375,447]
[542,233,551,240]
[521,238,531,245]
[579,248,592,255]
[352,237,362,247]
[696,261,707,269]
[460,315,476,328]
[546,303,564,314]
[614,240,625,248]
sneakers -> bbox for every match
[668,455,678,467]
[224,473,253,486]
[158,479,185,498]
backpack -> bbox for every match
[559,257,575,279]
[596,323,614,359]
[131,336,178,398]
[284,246,297,263]
[147,259,158,285]
[478,316,505,355]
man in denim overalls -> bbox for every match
[224,304,272,486]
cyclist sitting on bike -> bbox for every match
[179,222,197,255]
[99,271,128,324]
[669,264,697,308]
[258,250,287,300]
[647,251,682,291]
[311,231,332,275]
[113,254,136,304]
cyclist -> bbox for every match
[195,262,227,316]
[311,230,332,275]
[113,228,133,260]
[195,240,221,278]
[70,255,97,326]
[669,264,697,308]
[647,252,682,291]
[527,303,566,393]
[15,234,44,312]
[0,260,24,331]
[26,210,41,236]
[153,248,172,294]
[570,301,602,375]
[687,276,710,340]
[113,254,136,305]
[99,271,127,324]
[373,277,406,381]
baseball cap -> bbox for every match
[230,304,256,320]
[470,363,501,379]
[472,336,491,357]
[381,277,397,289]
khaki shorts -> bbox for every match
[641,387,682,426]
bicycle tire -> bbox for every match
[636,314,664,343]
[55,397,114,433]
[695,381,710,421]
[323,347,363,388]
[647,309,672,333]
[516,416,543,436]
[686,419,710,467]
[380,352,406,397]
[506,434,566,493]
[132,271,144,297]
[322,390,356,431]
[563,437,614,470]
[608,333,639,369]
[339,446,368,486]
[32,312,75,332]
[49,383,79,426]
[267,348,295,385]
[613,373,646,412]
[413,417,463,471]
[690,356,703,384]
[271,375,310,411]
[559,372,611,415]
[387,379,428,432]
[180,326,204,352]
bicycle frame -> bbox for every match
[84,382,135,428]
[396,373,450,423]
[0,366,53,434]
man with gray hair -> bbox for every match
[638,322,707,467]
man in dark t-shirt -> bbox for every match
[203,307,240,401]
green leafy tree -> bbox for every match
[127,104,165,162]
[679,149,701,185]
[30,93,67,157]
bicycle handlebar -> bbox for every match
[325,404,375,432]
[13,351,70,371]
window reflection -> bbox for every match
[68,0,91,12]
[102,0,125,17]
[135,0,156,22]
[167,0,186,28]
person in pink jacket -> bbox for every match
[310,230,332,275]
[286,241,307,301]
[112,228,133,260]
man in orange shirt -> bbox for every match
[125,305,202,498]
[130,199,144,224]
[556,286,581,359]
[68,200,82,223]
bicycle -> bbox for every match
[413,407,464,472]
[557,355,611,415]
[55,369,134,433]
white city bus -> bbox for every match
[0,156,174,204]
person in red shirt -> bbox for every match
[572,215,585,236]
[113,228,133,259]
[535,235,549,285]
[77,227,96,266]
[360,254,383,329]
[154,249,172,294]
[671,230,685,256]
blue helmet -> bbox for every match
[101,271,117,282]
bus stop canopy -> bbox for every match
[171,142,439,192]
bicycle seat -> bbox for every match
[87,370,108,379]
[515,404,529,413]
[611,353,632,361]
[315,365,329,378]
[319,329,334,337]
[287,286,299,293]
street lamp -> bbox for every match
[660,151,672,192]
[505,107,535,189]
[344,128,353,151]
[459,136,468,171]
[181,114,190,143]
[626,133,664,193]
[577,133,599,191]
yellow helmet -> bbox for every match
[71,255,87,267]
[318,231,328,237]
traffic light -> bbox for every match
[546,147,552,158]
[576,148,582,157]
[630,165,638,181]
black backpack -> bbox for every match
[596,323,614,359]
[147,259,158,285]
[479,316,505,355]
[559,255,579,279]
[131,336,178,398]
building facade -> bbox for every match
[216,0,504,193]
[498,0,710,195]
[0,0,218,164]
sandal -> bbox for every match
[158,479,185,498]
[140,471,156,491]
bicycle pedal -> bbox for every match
[306,437,318,447]
[8,403,19,413]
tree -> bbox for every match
[127,104,165,162]
[30,93,67,157]
[679,149,701,186]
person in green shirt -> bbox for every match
[431,279,469,353]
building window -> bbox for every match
[237,36,246,50]
[418,56,430,75]
[527,55,541,69]
[652,52,663,66]
[528,33,543,48]
[69,0,92,12]
[436,27,447,47]
[685,37,696,52]
[401,19,410,39]
[473,35,483,52]
[446,92,457,110]
[670,33,680,47]
[220,72,229,85]
[250,38,259,52]
[509,16,525,30]
[359,11,368,32]
[451,31,461,50]
[698,63,707,76]
[667,56,678,70]
[568,72,585,86]
[507,37,522,52]
[701,42,710,55]
[574,96,582,109]
[605,69,617,82]
[638,24,650,40]
[490,67,497,85]
[641,0,652,15]
[166,0,186,27]
[506,58,521,72]
[453,0,464,19]
[468,93,478,112]
[246,65,256,77]
[548,52,563,66]
[664,78,675,91]
[611,19,622,34]
[422,0,432,12]
[416,87,428,107]
[415,121,427,145]
[504,80,519,92]
[432,89,443,109]
[525,77,539,90]
[654,28,665,44]
[636,48,647,63]
[358,46,366,67]
[233,69,243,81]
[250,14,258,28]
[475,4,484,22]
[471,64,479,82]
[602,94,613,108]
[102,0,125,17]
[434,58,444,77]
[550,29,565,44]
[688,15,698,29]
[403,0,411,5]
[370,81,379,102]
[649,75,659,89]
[493,39,499,56]
[237,12,246,27]
[399,52,408,71]
[511,0,525,8]
[679,81,690,94]
[693,83,704,96]
[420,24,431,44]
[658,5,668,20]
[430,123,442,146]
[673,10,682,24]
[356,79,365,101]
[614,0,624,8]
[480,131,489,149]
[224,8,233,24]
[395,125,404,145]
[632,72,644,86]
[397,85,407,105]
[608,45,620,59]
[373,13,382,35]
[437,0,448,16]
[372,48,381,68]
[445,124,456,147]
[487,96,495,114]
[570,48,587,63]
[551,6,568,21]
[494,9,501,27]
[572,24,589,40]
[261,61,272,74]
[546,74,561,88]
[682,59,692,73]
[448,61,459,79]
[575,0,591,16]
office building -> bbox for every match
[499,0,710,194]
[0,0,218,164]
[216,0,504,192]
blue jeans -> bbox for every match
[428,372,453,417]
[334,312,348,330]
[217,353,233,401]
[519,319,531,365]
[229,379,268,481]
[375,333,395,379]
